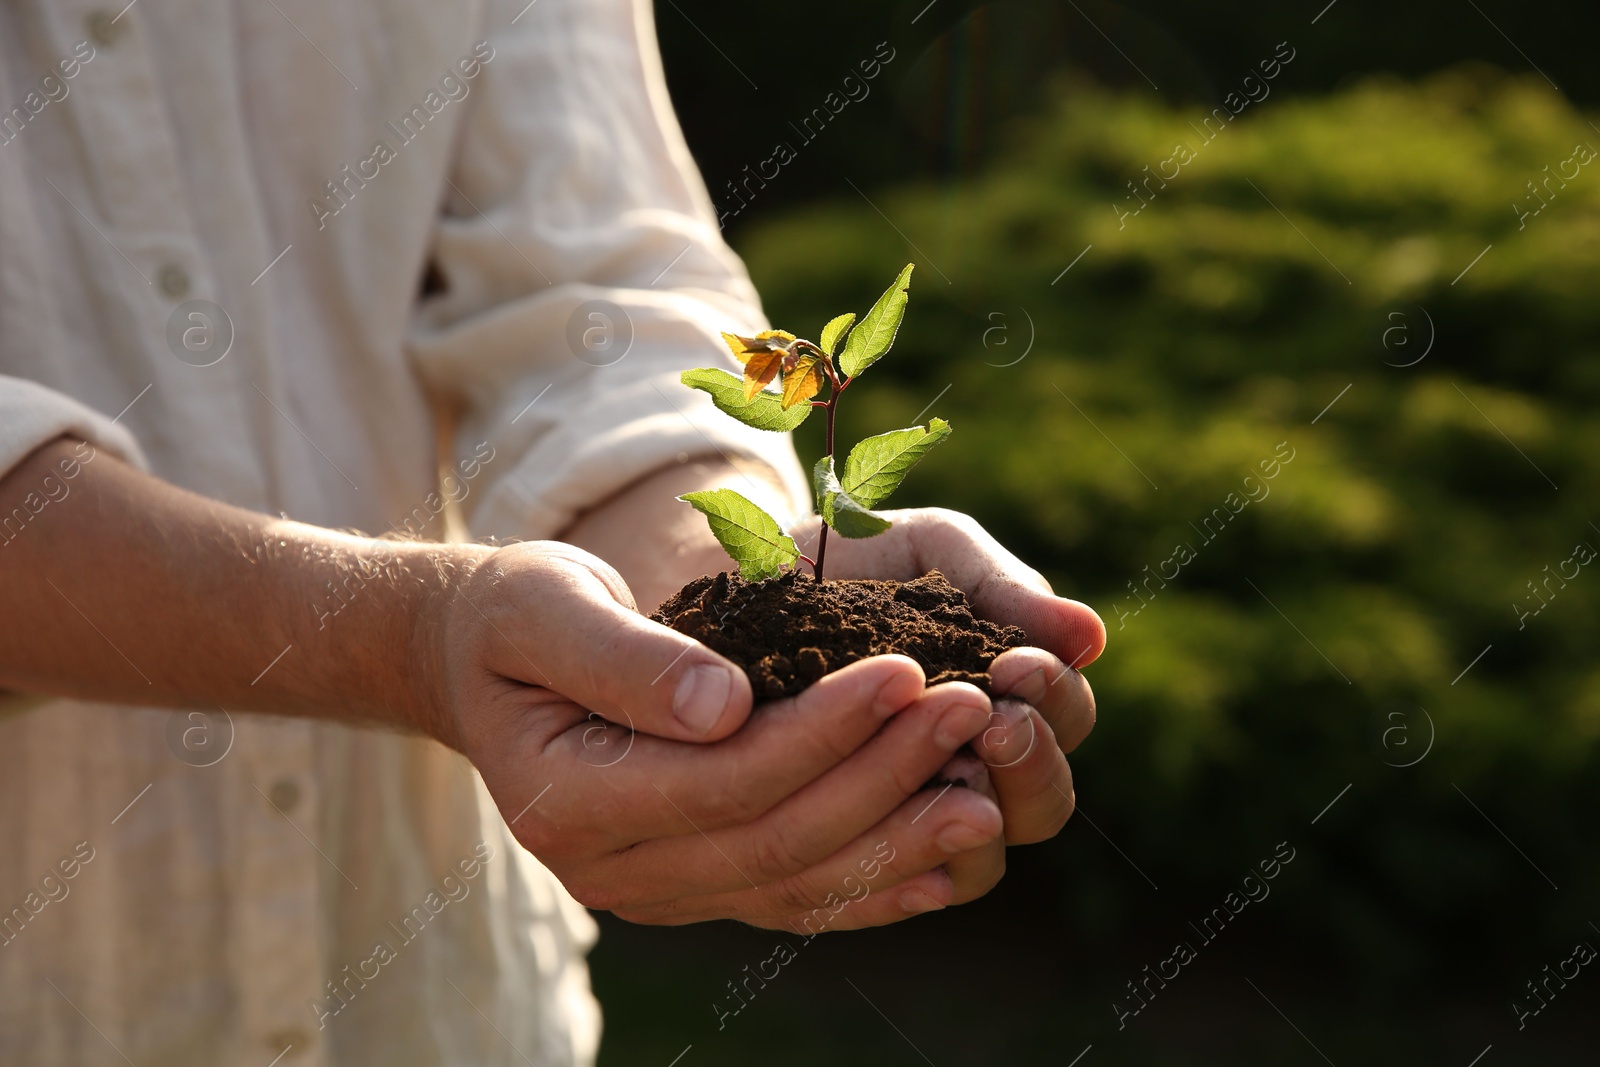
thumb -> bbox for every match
[529,545,753,742]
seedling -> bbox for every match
[679,263,950,582]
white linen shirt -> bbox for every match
[0,0,806,1063]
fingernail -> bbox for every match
[935,703,988,750]
[1009,668,1049,706]
[899,888,945,914]
[936,822,993,853]
[673,664,732,736]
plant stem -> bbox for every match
[813,357,844,583]
[815,395,835,582]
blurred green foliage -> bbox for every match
[736,65,1600,990]
[663,0,1600,239]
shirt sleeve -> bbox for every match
[405,0,810,541]
[0,374,149,482]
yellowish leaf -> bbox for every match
[742,350,784,399]
[780,354,824,409]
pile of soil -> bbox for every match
[654,569,1027,701]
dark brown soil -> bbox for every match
[653,569,1027,701]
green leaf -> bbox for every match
[678,489,800,580]
[812,456,893,539]
[841,417,953,508]
[838,263,914,379]
[819,313,856,357]
[681,368,812,432]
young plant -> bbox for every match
[678,263,952,582]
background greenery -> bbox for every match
[590,3,1600,1063]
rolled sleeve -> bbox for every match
[0,374,148,480]
[406,0,808,541]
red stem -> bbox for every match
[813,358,843,582]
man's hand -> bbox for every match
[434,541,1009,929]
[432,497,1106,929]
[545,454,1106,925]
[793,507,1107,883]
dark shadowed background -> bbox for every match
[589,2,1600,1063]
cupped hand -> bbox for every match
[430,541,1010,930]
[793,507,1107,845]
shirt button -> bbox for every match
[268,778,301,813]
[265,1028,310,1056]
[158,264,190,299]
[85,10,122,48]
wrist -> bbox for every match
[402,539,496,752]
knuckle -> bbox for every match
[924,506,981,536]
[914,507,986,557]
[888,759,935,803]
[493,543,568,597]
[745,821,814,883]
[767,716,857,777]
[810,719,866,766]
[562,875,626,913]
[764,874,823,917]
[574,890,619,913]
[698,761,776,828]
[697,782,762,830]
[535,541,634,608]
[1004,766,1074,845]
[1012,806,1069,845]
[782,911,832,938]
[1044,780,1078,837]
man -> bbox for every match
[0,1,1103,1063]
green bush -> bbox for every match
[734,67,1600,991]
